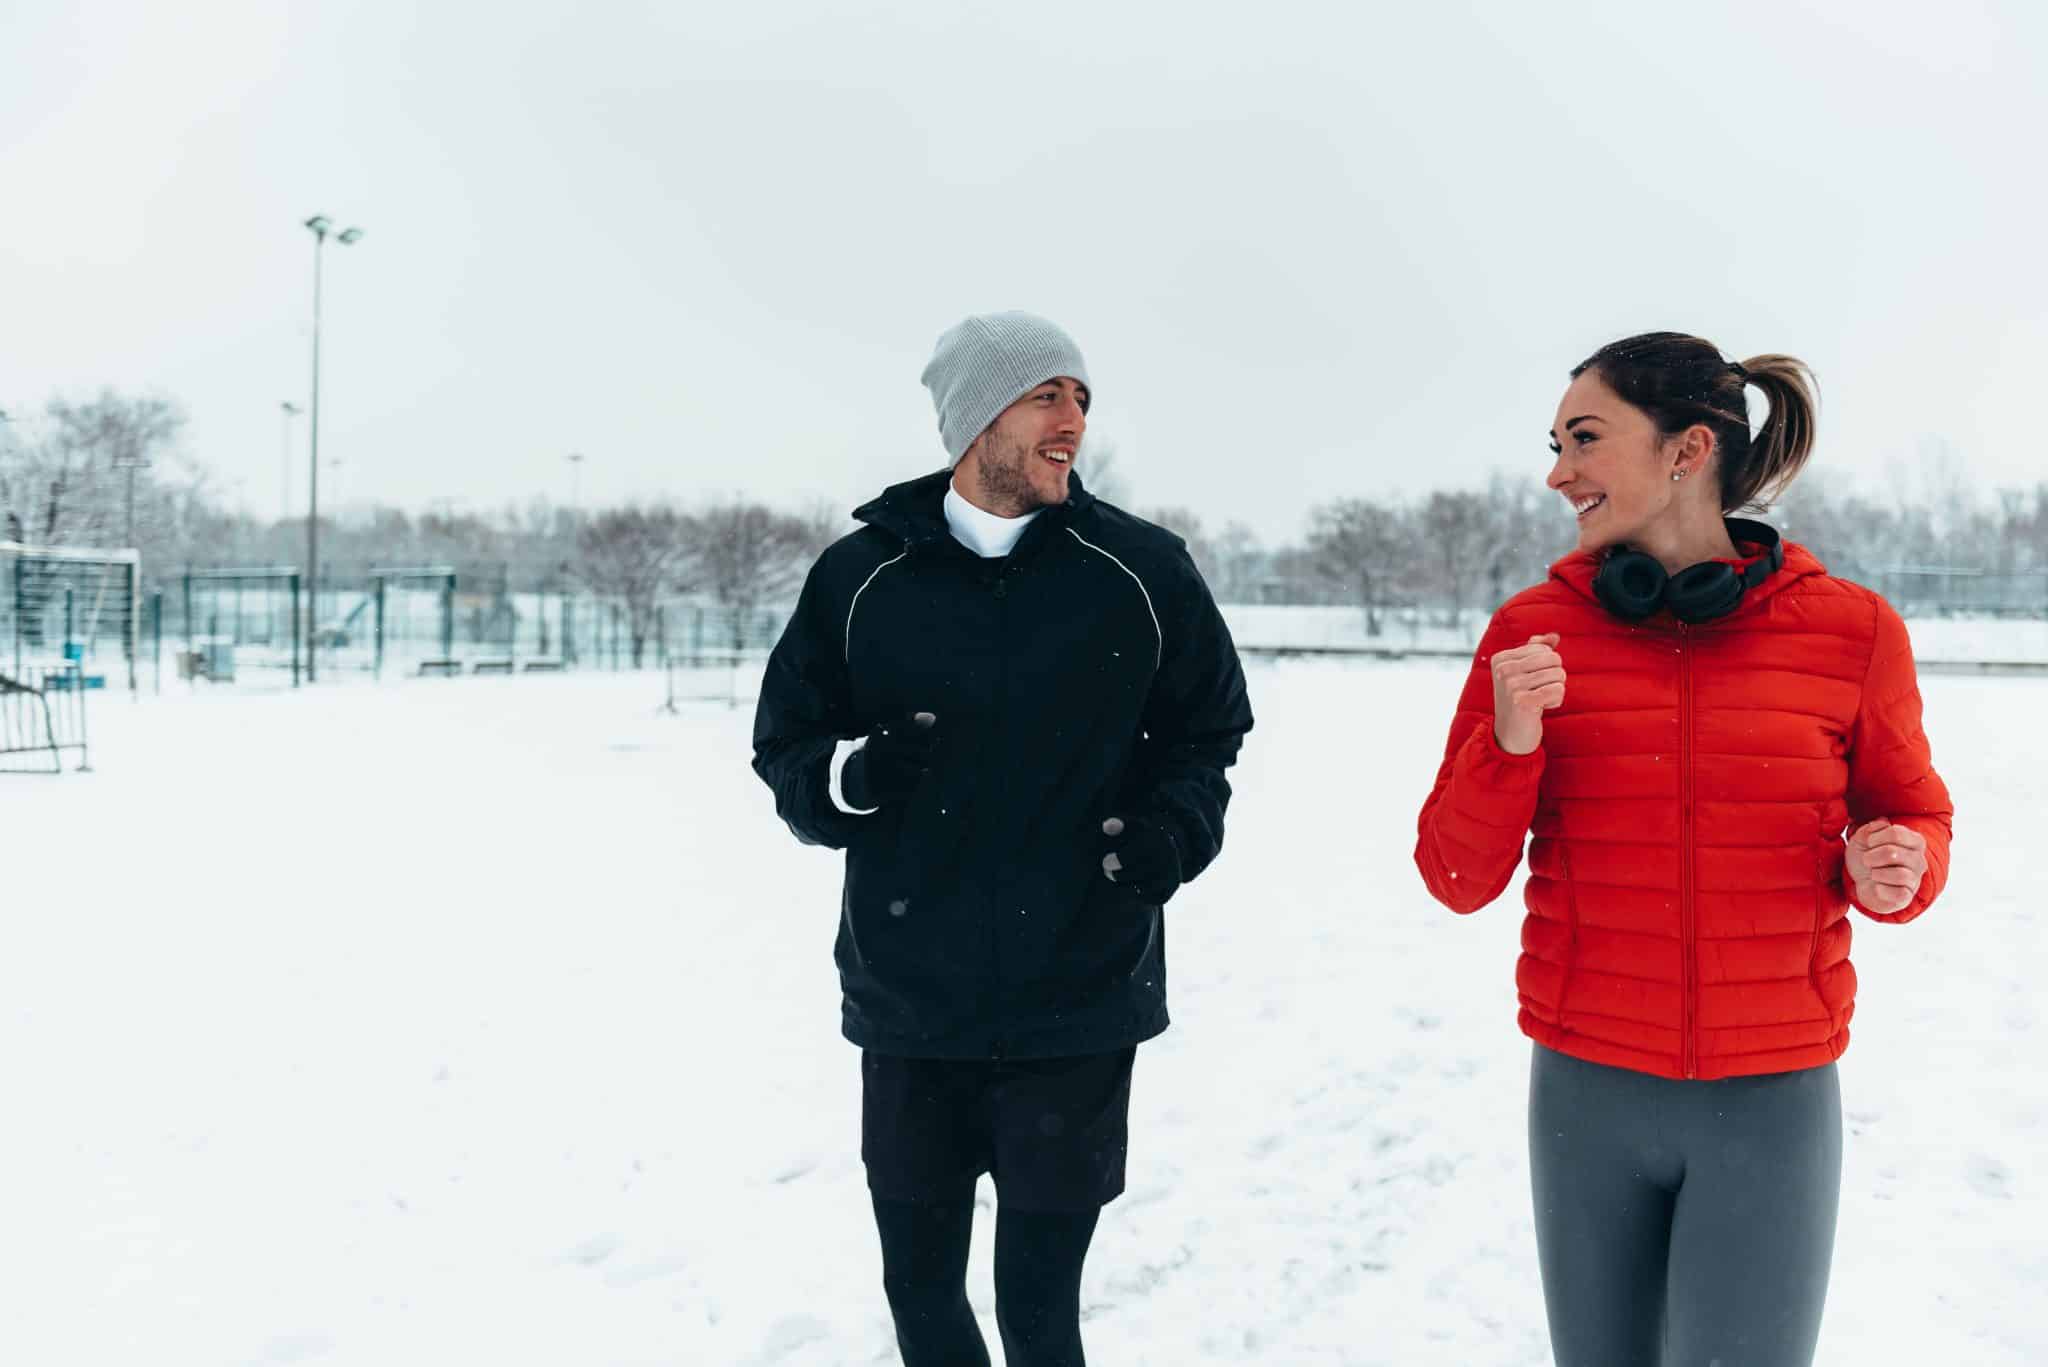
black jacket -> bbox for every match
[752,470,1253,1059]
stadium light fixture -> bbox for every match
[302,213,365,683]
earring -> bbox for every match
[1671,470,1685,482]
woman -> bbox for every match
[1414,332,1953,1367]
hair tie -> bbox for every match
[1727,361,1750,382]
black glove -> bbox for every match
[843,711,939,811]
[1099,813,1183,905]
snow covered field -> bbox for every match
[3,660,2040,1366]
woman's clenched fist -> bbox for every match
[1490,632,1565,756]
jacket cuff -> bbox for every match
[828,737,878,815]
[1470,718,1546,773]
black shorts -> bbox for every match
[861,1047,1136,1213]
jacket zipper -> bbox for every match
[1678,623,1696,1079]
[987,564,1011,1056]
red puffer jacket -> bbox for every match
[1415,537,1953,1081]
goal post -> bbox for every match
[181,567,303,685]
[3,541,141,695]
[367,566,458,677]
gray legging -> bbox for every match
[1528,1044,1842,1367]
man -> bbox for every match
[752,311,1253,1365]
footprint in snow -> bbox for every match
[254,1334,334,1365]
[1118,1182,1170,1209]
[566,1233,623,1266]
[1100,1244,1194,1299]
[1965,1154,2013,1200]
[755,1314,830,1361]
[603,1252,691,1289]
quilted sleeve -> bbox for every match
[1844,597,1953,924]
[1414,609,1547,914]
[1128,543,1254,887]
[751,553,872,850]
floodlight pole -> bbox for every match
[303,214,362,683]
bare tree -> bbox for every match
[1079,439,1132,506]
[1476,472,1562,609]
[684,500,817,650]
[0,390,186,550]
[1208,521,1268,603]
[1305,497,1415,635]
[2008,484,2048,574]
[1136,506,1268,602]
[791,497,853,561]
[575,504,690,666]
[1139,505,1220,588]
[0,409,39,543]
[1773,471,1904,586]
[1416,489,1496,627]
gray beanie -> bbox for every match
[920,311,1090,461]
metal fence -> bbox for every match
[147,567,796,685]
[1849,567,2048,618]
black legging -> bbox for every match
[1528,1044,1843,1367]
[871,1196,1100,1367]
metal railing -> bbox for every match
[0,663,90,773]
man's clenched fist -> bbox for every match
[843,712,939,810]
[1099,814,1183,906]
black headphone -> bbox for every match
[1592,518,1785,623]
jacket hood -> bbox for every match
[1547,524,1828,620]
[852,467,1097,547]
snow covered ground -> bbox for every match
[2,659,2039,1366]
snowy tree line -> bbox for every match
[1127,441,2048,625]
[6,391,2047,646]
[0,390,842,667]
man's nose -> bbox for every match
[1056,393,1086,433]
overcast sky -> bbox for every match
[2,0,2041,544]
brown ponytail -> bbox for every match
[1726,353,1818,511]
[1573,333,1821,513]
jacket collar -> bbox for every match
[1549,522,1827,622]
[854,467,1097,553]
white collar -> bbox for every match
[943,482,1040,559]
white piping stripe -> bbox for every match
[846,551,908,662]
[1067,528,1162,669]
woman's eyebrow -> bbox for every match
[1548,414,1603,438]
